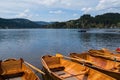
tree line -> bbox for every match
[46,13,120,29]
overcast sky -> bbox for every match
[0,0,120,21]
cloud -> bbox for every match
[60,0,71,6]
[95,0,120,14]
[32,0,61,6]
[49,10,63,14]
[72,13,80,19]
[0,0,119,21]
[33,0,98,10]
[0,10,19,14]
[73,13,78,17]
[81,0,120,15]
[96,0,120,10]
[81,7,93,14]
[15,9,33,18]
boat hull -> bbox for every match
[0,58,40,80]
[70,53,120,80]
[42,55,116,80]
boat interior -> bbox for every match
[0,58,39,80]
[42,55,115,80]
[70,52,120,72]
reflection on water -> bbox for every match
[0,29,120,68]
[78,33,120,51]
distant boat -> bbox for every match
[78,29,87,32]
[105,29,120,33]
[116,47,120,53]
[0,58,40,80]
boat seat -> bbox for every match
[110,64,120,72]
[3,72,24,79]
[44,56,61,65]
[49,64,65,72]
[6,77,22,80]
[0,76,4,80]
[0,58,24,79]
[43,56,65,71]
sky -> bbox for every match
[0,0,120,22]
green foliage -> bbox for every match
[0,13,120,29]
[46,13,120,29]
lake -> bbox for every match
[0,29,120,77]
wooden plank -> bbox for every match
[24,61,45,75]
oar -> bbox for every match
[24,61,45,75]
[89,49,120,62]
[56,53,95,66]
[73,55,94,64]
[95,51,120,59]
[41,58,51,73]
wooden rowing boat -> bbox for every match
[88,49,120,62]
[70,51,120,79]
[116,48,120,53]
[0,58,40,80]
[41,54,116,80]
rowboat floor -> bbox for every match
[54,71,78,80]
[5,77,21,80]
[64,77,78,80]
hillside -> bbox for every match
[0,18,42,29]
[35,21,54,25]
[0,13,120,29]
[46,13,120,29]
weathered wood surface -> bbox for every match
[42,55,116,80]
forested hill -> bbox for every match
[0,18,43,29]
[0,13,120,29]
[46,13,120,29]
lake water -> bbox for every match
[0,29,120,77]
